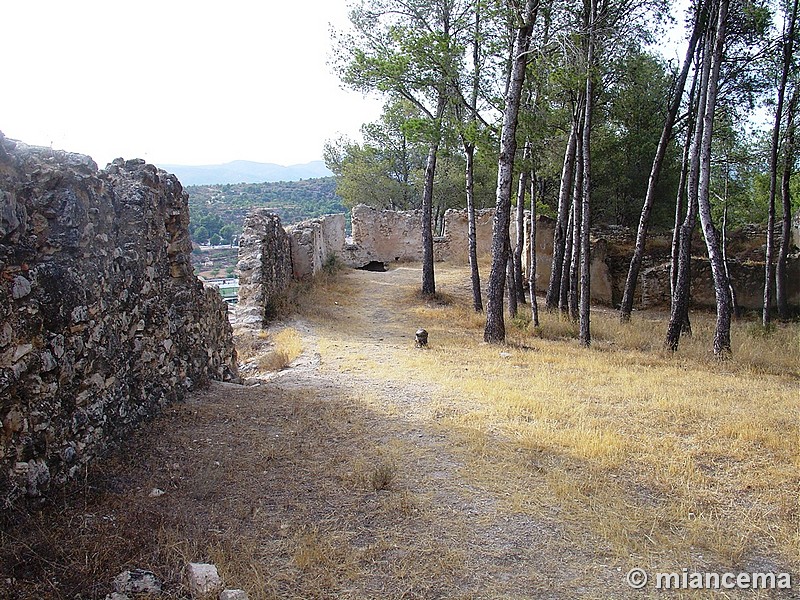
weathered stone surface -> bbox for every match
[342,204,426,267]
[287,213,346,278]
[432,208,498,264]
[237,209,292,326]
[113,569,161,594]
[239,201,799,315]
[640,255,800,310]
[186,562,223,598]
[11,275,31,299]
[0,132,239,503]
[219,590,249,600]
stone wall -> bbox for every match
[287,213,346,279]
[0,133,238,503]
[240,201,799,314]
[342,204,428,266]
[641,257,800,311]
[270,204,632,306]
[432,208,497,263]
[237,209,293,326]
[793,210,800,250]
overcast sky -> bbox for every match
[2,1,383,168]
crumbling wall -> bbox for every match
[433,209,496,263]
[239,201,799,313]
[640,257,800,311]
[237,209,293,326]
[343,204,426,266]
[517,215,612,303]
[287,213,346,279]
[343,204,522,267]
[0,133,238,503]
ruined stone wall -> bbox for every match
[793,210,800,250]
[0,133,238,503]
[237,209,293,326]
[287,213,346,279]
[518,215,613,303]
[343,204,427,266]
[433,209,496,263]
[640,257,800,310]
[239,202,799,313]
[342,205,522,267]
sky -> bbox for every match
[1,1,384,168]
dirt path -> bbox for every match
[1,265,714,598]
[214,265,628,599]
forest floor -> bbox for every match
[1,263,798,599]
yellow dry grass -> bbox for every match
[234,326,303,373]
[257,327,303,371]
[3,262,796,599]
[303,263,799,580]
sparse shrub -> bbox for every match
[510,313,531,330]
[257,328,303,372]
[370,460,397,491]
[322,253,343,276]
[744,320,776,338]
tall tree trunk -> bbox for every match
[667,193,698,350]
[546,118,579,310]
[484,0,538,343]
[777,86,798,319]
[464,141,483,312]
[530,171,540,327]
[764,0,797,326]
[514,142,531,305]
[559,205,574,313]
[721,197,738,317]
[670,120,694,300]
[568,116,585,323]
[696,0,732,357]
[506,236,518,318]
[579,0,596,347]
[667,30,713,352]
[421,93,447,297]
[619,8,706,322]
[463,2,483,313]
[669,69,700,340]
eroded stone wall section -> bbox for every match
[237,209,293,326]
[239,202,799,317]
[0,133,238,503]
[343,204,427,266]
[287,214,346,279]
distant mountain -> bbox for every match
[158,159,333,186]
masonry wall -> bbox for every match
[241,202,799,315]
[640,257,800,310]
[237,209,294,326]
[287,213,346,279]
[343,204,428,266]
[432,208,498,264]
[0,133,238,503]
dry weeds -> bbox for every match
[1,263,797,599]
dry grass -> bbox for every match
[257,328,303,371]
[302,263,799,590]
[383,266,800,572]
[234,326,303,374]
[2,262,797,599]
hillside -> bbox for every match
[187,177,347,245]
[160,159,332,186]
[5,263,797,598]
